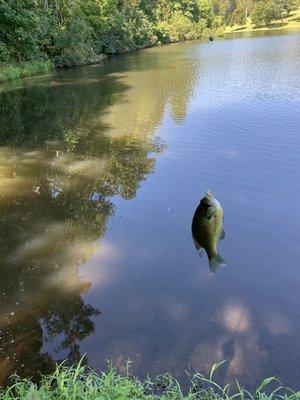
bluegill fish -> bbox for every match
[192,191,226,273]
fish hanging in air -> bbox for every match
[192,191,226,274]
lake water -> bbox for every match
[0,31,300,389]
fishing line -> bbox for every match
[208,35,214,137]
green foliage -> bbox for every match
[230,3,247,25]
[251,0,295,27]
[155,11,203,42]
[251,1,275,26]
[272,0,296,21]
[0,60,53,83]
[1,359,299,399]
[52,18,99,67]
[0,0,226,80]
[0,0,44,62]
[197,0,214,25]
[219,0,238,25]
[1,0,297,82]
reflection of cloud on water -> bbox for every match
[190,338,225,373]
[225,334,267,379]
[54,154,107,180]
[218,301,251,333]
[82,241,121,290]
[190,332,267,384]
[0,148,42,199]
[189,299,268,386]
[46,243,99,292]
[91,241,121,262]
[0,176,33,198]
[0,238,99,327]
[263,311,291,337]
[8,223,67,263]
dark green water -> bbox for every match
[0,31,300,389]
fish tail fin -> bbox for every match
[209,253,226,274]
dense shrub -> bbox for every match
[52,19,98,67]
[0,0,219,72]
[0,0,44,61]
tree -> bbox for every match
[230,3,247,26]
[197,0,214,25]
[0,0,43,61]
[219,0,237,24]
[251,1,275,27]
[1,0,253,71]
[272,0,295,23]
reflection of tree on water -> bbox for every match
[0,134,159,384]
[0,48,196,385]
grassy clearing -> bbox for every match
[0,360,299,400]
[226,7,300,33]
[0,60,53,83]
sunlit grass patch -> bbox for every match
[1,359,299,399]
[226,7,300,33]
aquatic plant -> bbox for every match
[1,359,299,400]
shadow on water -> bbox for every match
[0,47,197,385]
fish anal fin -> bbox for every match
[193,237,202,253]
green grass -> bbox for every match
[0,60,53,83]
[226,7,300,34]
[1,360,299,400]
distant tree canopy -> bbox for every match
[0,0,215,65]
[0,0,297,67]
[251,0,295,26]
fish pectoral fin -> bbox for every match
[209,253,226,274]
[219,227,225,241]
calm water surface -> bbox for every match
[0,31,300,389]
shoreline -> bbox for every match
[2,23,299,86]
[0,54,108,85]
[1,360,298,398]
[226,24,300,35]
[0,30,224,85]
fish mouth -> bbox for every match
[205,190,214,198]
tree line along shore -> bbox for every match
[0,0,299,83]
